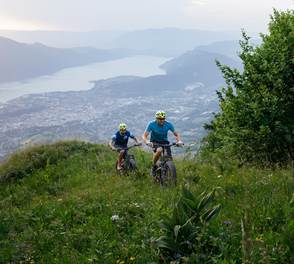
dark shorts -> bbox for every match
[151,141,172,157]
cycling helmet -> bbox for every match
[119,123,127,131]
[155,110,166,119]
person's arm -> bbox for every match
[109,140,115,150]
[109,135,117,151]
[142,131,149,144]
[173,131,182,143]
[143,123,153,147]
[170,122,183,144]
[143,131,153,147]
[130,132,139,144]
[131,135,139,144]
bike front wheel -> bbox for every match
[161,160,177,187]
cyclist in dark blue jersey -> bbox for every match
[109,123,139,170]
[142,110,183,176]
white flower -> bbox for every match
[111,214,120,221]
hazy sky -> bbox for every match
[0,0,293,32]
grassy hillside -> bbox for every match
[0,141,293,263]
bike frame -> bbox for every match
[150,142,180,186]
[116,143,141,172]
[153,142,177,158]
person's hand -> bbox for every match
[111,146,117,151]
[176,140,184,147]
[146,141,153,147]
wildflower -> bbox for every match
[111,214,120,222]
[223,220,232,226]
[129,256,136,261]
[255,235,264,242]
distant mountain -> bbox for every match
[111,28,247,56]
[0,30,124,49]
[194,38,261,60]
[0,28,257,57]
[195,40,241,60]
[160,49,242,86]
[84,49,241,98]
[0,36,132,83]
[87,47,242,97]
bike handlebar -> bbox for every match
[149,142,184,148]
[116,143,142,151]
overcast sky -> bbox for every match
[0,0,293,32]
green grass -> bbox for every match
[0,141,294,263]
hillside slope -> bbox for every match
[0,141,293,263]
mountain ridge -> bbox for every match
[0,36,133,83]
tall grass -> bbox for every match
[0,141,293,263]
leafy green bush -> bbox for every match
[202,9,294,165]
[153,187,221,262]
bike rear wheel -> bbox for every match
[161,160,177,187]
[129,158,137,171]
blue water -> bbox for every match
[0,56,169,103]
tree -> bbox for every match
[202,9,294,164]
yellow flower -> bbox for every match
[130,256,136,261]
[255,236,264,242]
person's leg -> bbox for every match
[151,147,162,176]
[153,147,163,165]
[117,150,125,169]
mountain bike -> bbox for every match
[149,142,183,187]
[115,143,141,174]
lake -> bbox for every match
[0,56,169,103]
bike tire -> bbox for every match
[161,160,177,187]
[129,159,137,171]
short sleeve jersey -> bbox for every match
[145,120,175,142]
[112,130,134,147]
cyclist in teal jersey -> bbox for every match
[142,110,183,176]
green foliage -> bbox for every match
[1,141,294,263]
[202,10,294,164]
[153,187,221,262]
